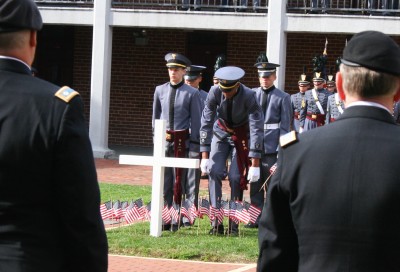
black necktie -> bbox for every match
[169,86,176,130]
[262,85,275,115]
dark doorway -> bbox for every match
[187,31,227,92]
[35,25,74,87]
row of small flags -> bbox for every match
[100,199,151,224]
[100,198,262,225]
[100,162,278,225]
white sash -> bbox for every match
[312,89,325,115]
[335,93,344,114]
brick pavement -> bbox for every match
[95,158,257,272]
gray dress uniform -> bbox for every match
[291,91,306,132]
[251,85,291,222]
[199,89,208,105]
[182,87,208,225]
[200,83,264,227]
[182,65,208,226]
[326,92,345,124]
[393,101,400,124]
[152,81,203,224]
[299,88,331,131]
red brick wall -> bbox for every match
[226,31,267,88]
[286,33,352,93]
[70,27,400,148]
[73,26,93,124]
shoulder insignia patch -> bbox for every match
[55,86,79,103]
[280,130,298,147]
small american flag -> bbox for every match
[112,200,124,219]
[124,201,138,224]
[199,198,210,219]
[243,200,261,224]
[144,201,151,221]
[181,199,196,224]
[180,199,190,220]
[170,202,180,223]
[162,201,171,224]
[235,201,250,224]
[228,200,239,224]
[190,201,198,221]
[269,162,278,175]
[221,199,230,217]
[100,200,113,220]
[134,198,146,219]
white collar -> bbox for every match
[0,55,31,71]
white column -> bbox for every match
[89,0,114,158]
[266,0,287,90]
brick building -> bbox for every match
[34,1,400,157]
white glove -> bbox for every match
[247,166,260,183]
[299,127,304,133]
[200,159,209,174]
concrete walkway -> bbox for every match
[95,148,257,272]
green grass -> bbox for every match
[99,183,259,263]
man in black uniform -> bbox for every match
[0,1,108,271]
[257,30,400,272]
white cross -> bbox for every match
[119,119,200,237]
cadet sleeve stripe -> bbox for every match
[55,86,80,103]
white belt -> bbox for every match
[264,123,280,130]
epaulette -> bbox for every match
[55,86,79,103]
[279,130,298,148]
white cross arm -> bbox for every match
[118,119,200,237]
[119,155,199,169]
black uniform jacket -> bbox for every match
[0,58,108,271]
[258,105,400,272]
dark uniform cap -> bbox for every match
[0,0,43,33]
[215,66,245,91]
[254,61,280,77]
[184,65,206,80]
[165,53,191,69]
[341,31,400,76]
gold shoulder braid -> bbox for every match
[55,86,79,103]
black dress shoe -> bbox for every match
[244,222,258,228]
[162,224,171,231]
[200,173,209,179]
[171,224,179,232]
[183,222,191,227]
[209,225,224,235]
[226,228,238,236]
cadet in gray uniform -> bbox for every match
[299,72,332,132]
[291,71,311,132]
[326,76,345,124]
[200,66,264,236]
[152,53,203,232]
[182,65,207,226]
[393,101,400,124]
[246,59,292,228]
